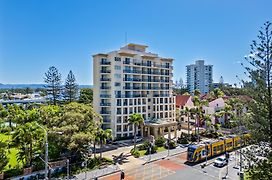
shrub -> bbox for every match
[137,140,150,150]
[145,145,158,155]
[190,134,198,142]
[168,141,177,149]
[130,149,140,158]
[155,136,166,147]
[177,137,188,144]
[3,167,22,179]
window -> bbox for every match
[114,74,121,78]
[117,116,122,123]
[115,82,121,86]
[115,57,121,61]
[117,125,122,132]
[114,65,121,70]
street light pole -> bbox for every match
[36,123,48,180]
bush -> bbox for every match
[145,145,158,155]
[168,141,177,149]
[137,140,150,150]
[155,136,166,147]
[190,134,198,142]
[4,167,22,179]
[177,137,188,144]
[130,148,140,158]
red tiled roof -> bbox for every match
[176,95,190,107]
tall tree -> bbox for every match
[44,66,62,105]
[64,70,78,103]
[243,21,272,144]
[78,88,93,104]
[242,21,272,179]
[128,113,144,150]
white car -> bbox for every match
[136,137,143,142]
[214,156,227,167]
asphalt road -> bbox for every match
[163,151,241,180]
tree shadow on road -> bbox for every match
[112,153,130,165]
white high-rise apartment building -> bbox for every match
[93,43,176,139]
[186,60,213,94]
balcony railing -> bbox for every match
[100,86,111,89]
[100,61,111,65]
[100,111,111,114]
[100,78,111,81]
[100,94,111,98]
[100,103,111,106]
[100,70,111,73]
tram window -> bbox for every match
[213,147,216,153]
[219,145,223,151]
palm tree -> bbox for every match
[180,107,191,136]
[203,114,212,132]
[192,89,208,143]
[12,122,43,167]
[96,129,112,159]
[128,113,144,150]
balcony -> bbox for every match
[100,70,111,73]
[100,111,111,114]
[100,61,111,65]
[100,103,111,106]
[100,94,111,98]
[103,119,111,123]
[100,78,111,81]
[100,86,111,89]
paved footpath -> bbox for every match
[101,152,188,180]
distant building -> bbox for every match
[212,82,232,89]
[186,60,213,95]
[93,43,177,139]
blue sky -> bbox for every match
[0,0,271,85]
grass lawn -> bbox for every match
[0,133,21,170]
[138,146,167,157]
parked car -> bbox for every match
[214,156,227,167]
[136,137,143,142]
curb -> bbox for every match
[92,169,121,179]
[142,150,187,165]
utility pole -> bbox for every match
[45,131,48,180]
[36,123,48,180]
[67,159,69,179]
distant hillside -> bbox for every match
[0,84,93,89]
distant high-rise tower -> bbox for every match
[219,76,224,84]
[186,60,213,94]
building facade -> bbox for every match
[93,43,176,139]
[186,60,213,94]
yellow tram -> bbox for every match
[187,133,250,163]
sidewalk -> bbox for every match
[75,164,120,179]
[140,146,187,164]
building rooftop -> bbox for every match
[176,95,191,107]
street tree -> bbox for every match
[44,66,62,105]
[128,113,144,150]
[96,129,112,159]
[64,70,78,103]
